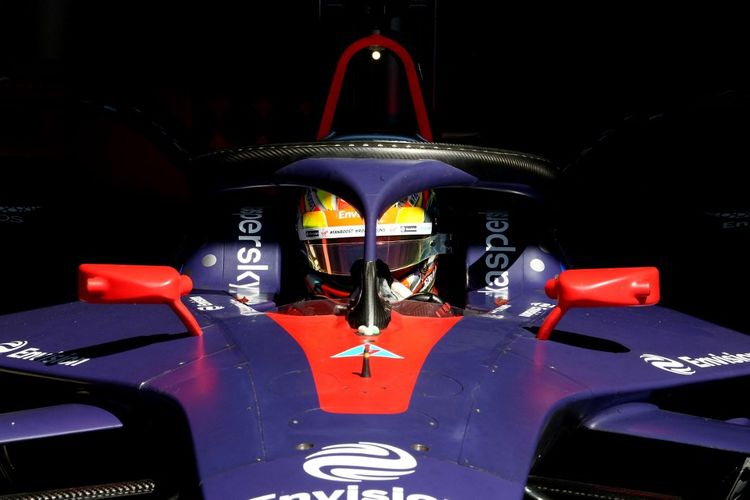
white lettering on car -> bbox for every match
[2,340,90,367]
[231,207,268,301]
[478,211,515,299]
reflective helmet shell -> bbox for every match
[297,188,439,297]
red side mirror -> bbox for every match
[79,264,202,336]
[537,267,659,340]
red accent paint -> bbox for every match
[538,267,660,340]
[78,264,202,336]
[536,305,564,341]
[268,311,461,413]
[317,33,433,141]
[320,282,349,298]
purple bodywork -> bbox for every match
[2,153,750,499]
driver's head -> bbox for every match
[296,188,441,299]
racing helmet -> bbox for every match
[297,188,445,299]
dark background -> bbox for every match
[1,1,749,332]
[4,2,745,155]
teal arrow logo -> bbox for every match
[331,344,403,359]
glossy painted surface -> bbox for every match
[2,156,750,499]
[3,286,750,498]
[0,404,122,445]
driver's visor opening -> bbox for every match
[303,234,448,276]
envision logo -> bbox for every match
[642,350,750,375]
[304,442,417,482]
[1,339,89,366]
[640,354,696,375]
[249,442,437,500]
[0,340,27,353]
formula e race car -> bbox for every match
[2,34,750,500]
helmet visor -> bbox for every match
[304,233,449,276]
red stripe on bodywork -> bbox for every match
[268,311,462,414]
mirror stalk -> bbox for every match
[537,267,660,341]
[78,264,202,336]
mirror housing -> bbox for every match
[537,267,659,340]
[78,264,202,336]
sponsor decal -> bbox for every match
[0,206,42,224]
[0,214,23,224]
[0,206,41,213]
[707,211,750,219]
[339,209,359,220]
[705,210,750,230]
[322,226,360,238]
[518,302,555,318]
[486,303,511,319]
[249,442,437,500]
[640,354,695,375]
[0,340,28,353]
[642,350,750,375]
[722,221,749,229]
[231,207,268,302]
[188,295,224,311]
[2,339,89,366]
[298,223,432,241]
[331,344,403,359]
[476,211,514,299]
[248,484,438,500]
[304,442,416,482]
